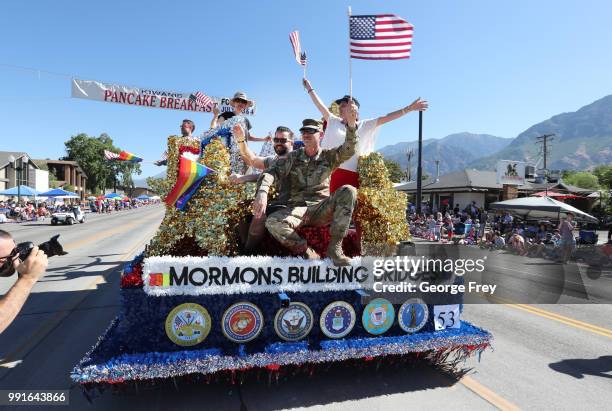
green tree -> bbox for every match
[63,184,75,192]
[563,171,600,189]
[63,133,141,193]
[593,165,612,190]
[383,159,404,183]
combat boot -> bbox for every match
[327,237,351,266]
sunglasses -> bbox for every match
[0,247,18,262]
[273,138,290,143]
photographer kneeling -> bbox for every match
[0,230,48,334]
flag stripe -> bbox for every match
[351,48,411,54]
[351,41,412,48]
[351,54,412,60]
[375,27,412,33]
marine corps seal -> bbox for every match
[222,301,264,343]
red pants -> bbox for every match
[330,168,359,193]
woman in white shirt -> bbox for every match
[303,78,428,192]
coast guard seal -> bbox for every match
[398,298,429,333]
[165,303,211,346]
[362,298,395,335]
[274,302,313,341]
[320,301,356,339]
[222,301,264,343]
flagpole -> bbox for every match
[348,6,352,98]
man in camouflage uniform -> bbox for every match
[253,108,358,266]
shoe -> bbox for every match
[303,247,320,260]
[327,237,351,266]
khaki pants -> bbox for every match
[265,185,357,252]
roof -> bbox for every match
[395,169,595,195]
[37,159,87,179]
[0,151,41,170]
[396,169,506,193]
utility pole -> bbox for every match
[536,134,555,170]
[406,148,414,181]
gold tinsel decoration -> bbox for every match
[146,136,254,257]
[356,152,410,256]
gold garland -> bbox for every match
[356,152,410,256]
[146,137,253,257]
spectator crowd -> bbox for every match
[0,197,160,224]
[407,200,609,265]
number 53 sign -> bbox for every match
[433,304,461,330]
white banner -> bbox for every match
[71,78,256,115]
[496,160,526,185]
[143,256,370,296]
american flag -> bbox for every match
[350,14,413,60]
[190,91,213,108]
[289,31,305,66]
[103,150,120,160]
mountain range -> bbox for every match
[379,94,612,177]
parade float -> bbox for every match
[71,117,492,391]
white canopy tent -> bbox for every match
[490,196,598,223]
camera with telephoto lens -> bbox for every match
[0,234,67,277]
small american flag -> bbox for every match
[289,30,305,66]
[350,14,413,60]
[190,91,213,108]
[154,151,168,166]
[104,150,120,160]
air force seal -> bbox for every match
[274,302,313,341]
[320,301,356,339]
[222,302,264,343]
[362,298,395,335]
[398,299,429,333]
[165,303,212,346]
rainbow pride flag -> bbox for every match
[118,150,143,162]
[165,156,214,210]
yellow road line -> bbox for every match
[0,222,159,370]
[489,295,612,338]
[460,375,522,411]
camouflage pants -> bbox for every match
[265,185,357,252]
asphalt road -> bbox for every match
[0,207,610,411]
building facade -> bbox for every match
[37,160,88,199]
[0,151,47,199]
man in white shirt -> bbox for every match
[302,78,428,192]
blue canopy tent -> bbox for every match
[104,193,122,199]
[40,188,80,198]
[136,194,150,200]
[0,185,41,197]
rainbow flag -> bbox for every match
[118,150,143,162]
[165,156,214,210]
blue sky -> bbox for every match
[1,0,611,178]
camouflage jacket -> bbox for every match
[256,127,358,207]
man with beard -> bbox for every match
[253,112,358,266]
[229,125,294,254]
